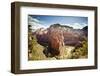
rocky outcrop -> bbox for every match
[47,27,65,56]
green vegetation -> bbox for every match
[28,25,46,60]
[71,40,88,59]
[28,34,46,60]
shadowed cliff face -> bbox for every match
[32,24,88,56]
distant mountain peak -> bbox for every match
[50,23,73,29]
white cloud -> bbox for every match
[28,16,40,24]
[28,16,47,30]
[63,23,87,29]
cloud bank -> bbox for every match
[28,16,46,30]
[28,16,87,30]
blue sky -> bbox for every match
[28,15,88,29]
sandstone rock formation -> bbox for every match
[31,24,88,58]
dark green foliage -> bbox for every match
[71,40,88,59]
[82,26,88,31]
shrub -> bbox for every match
[72,40,88,59]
